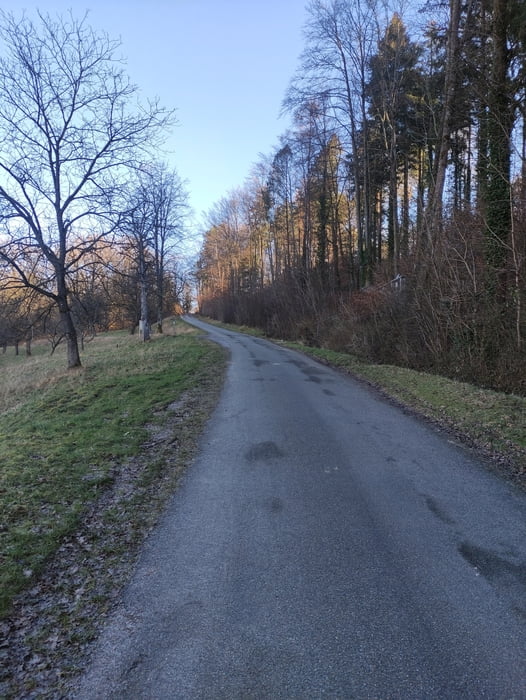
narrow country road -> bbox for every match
[76,318,526,698]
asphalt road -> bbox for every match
[76,318,526,699]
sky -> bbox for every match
[1,0,308,230]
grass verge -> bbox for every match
[0,319,226,696]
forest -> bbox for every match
[196,0,526,395]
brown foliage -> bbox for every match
[201,208,526,395]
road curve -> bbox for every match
[76,318,526,698]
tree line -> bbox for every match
[196,0,526,394]
[0,11,190,367]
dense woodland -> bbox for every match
[196,0,526,394]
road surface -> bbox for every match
[76,317,526,698]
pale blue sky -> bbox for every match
[1,0,308,226]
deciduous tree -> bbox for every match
[0,11,172,366]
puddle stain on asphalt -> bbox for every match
[245,441,285,463]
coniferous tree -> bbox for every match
[483,0,514,303]
[367,14,423,270]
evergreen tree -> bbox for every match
[367,14,423,269]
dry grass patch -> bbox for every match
[0,343,71,414]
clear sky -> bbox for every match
[1,0,308,228]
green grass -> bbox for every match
[0,320,224,617]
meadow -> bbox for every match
[0,320,225,618]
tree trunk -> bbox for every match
[60,306,82,368]
[139,251,150,342]
[56,268,82,368]
[424,0,461,239]
[484,0,512,303]
[156,277,164,333]
[388,139,399,275]
[401,155,410,257]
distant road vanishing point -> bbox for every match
[76,317,526,698]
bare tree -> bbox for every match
[120,181,154,341]
[149,164,188,332]
[118,164,188,340]
[284,0,377,286]
[0,11,173,367]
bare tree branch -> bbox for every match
[0,10,175,366]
